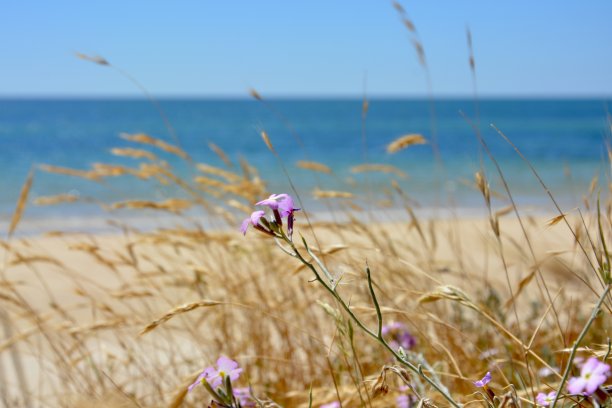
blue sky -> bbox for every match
[2,1,611,97]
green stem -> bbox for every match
[550,284,611,408]
[366,265,383,338]
[288,242,462,407]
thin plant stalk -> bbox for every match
[277,231,462,407]
[550,284,611,408]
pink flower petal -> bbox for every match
[228,368,243,382]
[217,355,239,372]
[188,371,206,392]
[593,361,610,376]
[255,194,281,210]
[278,195,295,216]
[188,366,216,392]
[473,371,491,387]
[250,210,265,225]
[581,357,599,375]
[567,377,586,394]
[584,377,601,395]
[240,218,250,235]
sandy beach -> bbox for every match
[0,207,603,406]
[2,0,612,405]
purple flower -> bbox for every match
[256,194,291,211]
[240,210,266,235]
[278,195,296,217]
[567,357,610,396]
[249,193,299,238]
[319,402,340,408]
[382,322,416,351]
[188,356,243,391]
[188,366,216,392]
[473,372,492,387]
[209,356,243,388]
[536,391,556,406]
[233,387,255,407]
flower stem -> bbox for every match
[550,284,611,408]
[288,241,462,408]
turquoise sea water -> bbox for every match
[0,98,610,232]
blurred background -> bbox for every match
[1,1,611,233]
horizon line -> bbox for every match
[0,93,611,100]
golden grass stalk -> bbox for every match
[412,40,427,67]
[137,162,170,182]
[120,133,190,161]
[494,205,514,218]
[9,254,63,267]
[238,157,258,180]
[588,175,598,196]
[33,194,79,206]
[350,163,407,179]
[208,142,232,167]
[91,163,141,178]
[110,289,155,299]
[546,213,568,227]
[296,160,332,174]
[213,205,237,224]
[110,147,157,161]
[196,163,241,183]
[8,170,34,238]
[193,176,226,189]
[261,131,275,153]
[392,1,405,15]
[227,199,254,214]
[249,88,263,101]
[39,164,101,181]
[110,199,192,213]
[0,327,40,353]
[403,18,416,33]
[418,285,472,305]
[140,300,222,335]
[386,134,426,154]
[313,189,354,199]
[67,318,126,335]
[74,52,109,66]
[467,28,475,72]
[474,171,490,204]
[393,2,416,33]
[215,182,264,201]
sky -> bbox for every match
[1,1,611,98]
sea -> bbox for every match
[0,98,610,234]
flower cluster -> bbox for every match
[567,357,610,396]
[189,356,254,407]
[189,356,243,391]
[382,322,417,351]
[241,193,299,239]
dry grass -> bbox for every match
[2,8,611,406]
[296,161,332,175]
[0,130,610,407]
[386,134,426,154]
[8,170,34,238]
[350,164,408,179]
